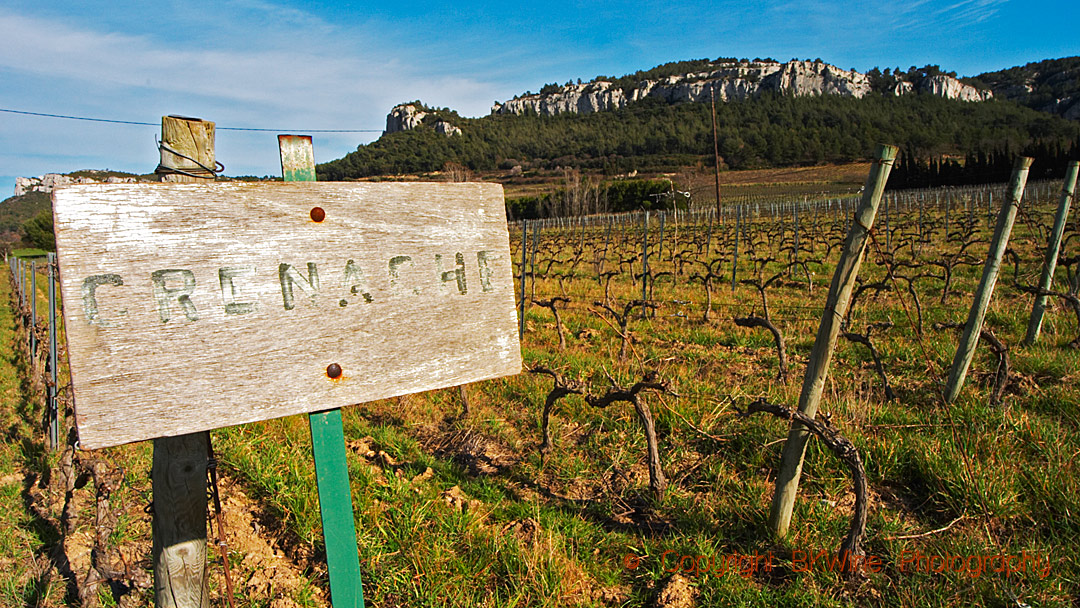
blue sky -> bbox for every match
[1,0,1077,197]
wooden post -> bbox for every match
[153,434,210,607]
[279,134,366,608]
[46,253,58,450]
[1024,161,1078,345]
[731,205,739,292]
[29,261,36,372]
[704,212,713,256]
[520,220,528,339]
[153,115,214,608]
[768,144,897,539]
[945,191,950,237]
[598,217,612,281]
[658,211,666,260]
[883,193,891,251]
[794,199,800,263]
[642,211,650,314]
[530,221,539,300]
[944,157,1033,403]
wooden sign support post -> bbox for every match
[1024,160,1078,345]
[279,134,365,608]
[768,144,897,539]
[944,157,1033,403]
[153,115,215,608]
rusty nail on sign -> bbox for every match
[311,207,326,222]
[327,363,342,379]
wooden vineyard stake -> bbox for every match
[47,253,59,450]
[1024,160,1078,345]
[768,144,897,539]
[731,205,739,292]
[519,220,527,339]
[642,211,649,314]
[153,115,214,608]
[279,133,365,608]
[944,157,1033,403]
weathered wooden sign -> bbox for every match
[52,182,522,449]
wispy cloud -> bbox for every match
[0,0,1070,195]
[0,4,508,188]
[0,7,500,125]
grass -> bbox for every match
[10,249,49,259]
[0,267,56,606]
[2,178,1079,606]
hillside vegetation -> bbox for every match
[965,56,1080,118]
[0,192,50,253]
[318,93,1079,184]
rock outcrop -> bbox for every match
[435,120,462,136]
[966,57,1079,120]
[384,104,461,136]
[493,60,874,115]
[384,104,427,134]
[14,173,139,196]
[919,75,993,102]
[491,59,995,117]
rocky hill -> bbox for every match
[965,57,1080,120]
[313,55,1080,188]
[13,171,144,196]
[489,59,990,117]
[385,103,462,136]
[379,57,1078,138]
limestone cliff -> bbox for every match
[919,75,993,102]
[384,104,427,133]
[14,173,139,196]
[490,60,995,117]
[385,103,462,136]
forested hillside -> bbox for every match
[965,57,1080,119]
[317,93,1079,182]
[0,191,50,253]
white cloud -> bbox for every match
[0,8,501,125]
[0,5,510,185]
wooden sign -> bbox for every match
[52,182,522,449]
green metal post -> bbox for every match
[279,134,365,608]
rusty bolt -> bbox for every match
[310,207,326,222]
[326,363,342,379]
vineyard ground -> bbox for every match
[2,180,1079,607]
[498,162,872,200]
[351,161,873,202]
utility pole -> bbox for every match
[711,87,722,219]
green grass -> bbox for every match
[11,249,49,259]
[3,182,1079,606]
[0,267,62,605]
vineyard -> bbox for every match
[2,171,1080,607]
